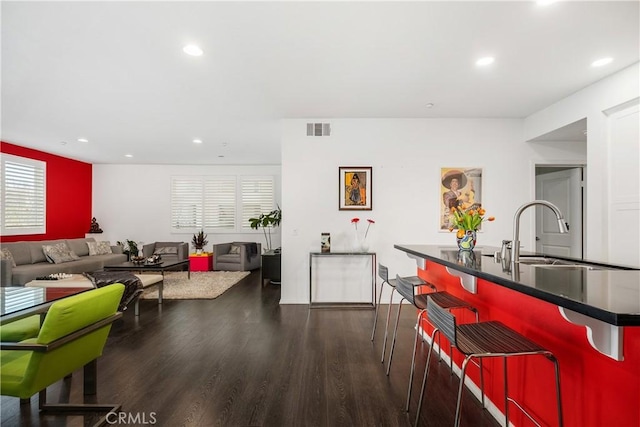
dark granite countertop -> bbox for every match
[394,244,640,326]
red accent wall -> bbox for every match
[417,261,639,427]
[0,142,92,242]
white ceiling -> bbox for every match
[2,1,638,165]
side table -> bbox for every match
[261,250,281,285]
[189,253,213,272]
[309,251,376,308]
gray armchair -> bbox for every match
[142,242,189,262]
[213,242,261,271]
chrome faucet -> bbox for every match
[499,240,512,264]
[511,200,569,263]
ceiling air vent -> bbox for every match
[306,123,331,136]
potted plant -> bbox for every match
[117,239,139,261]
[192,230,208,254]
[249,206,282,252]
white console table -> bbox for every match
[308,251,376,309]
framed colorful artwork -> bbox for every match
[440,167,483,230]
[339,166,372,210]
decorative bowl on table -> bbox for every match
[131,256,146,265]
[144,255,162,265]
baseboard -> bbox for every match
[278,299,309,305]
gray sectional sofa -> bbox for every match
[0,238,127,286]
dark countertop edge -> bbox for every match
[309,252,376,255]
[394,244,640,327]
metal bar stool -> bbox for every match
[402,281,480,413]
[384,273,436,375]
[415,295,563,427]
[371,263,430,364]
[386,273,479,378]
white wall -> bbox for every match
[524,62,640,262]
[90,63,638,305]
[280,118,586,304]
[607,104,640,267]
[92,164,281,251]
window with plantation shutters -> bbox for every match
[1,154,46,236]
[171,176,238,232]
[170,177,203,230]
[241,177,275,230]
[204,178,236,230]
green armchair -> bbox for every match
[0,315,41,342]
[1,284,124,425]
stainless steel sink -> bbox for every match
[517,257,572,265]
[517,257,553,265]
[517,256,603,270]
[531,264,602,271]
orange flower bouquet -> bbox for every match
[449,206,494,251]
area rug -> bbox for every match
[140,271,250,300]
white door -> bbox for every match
[535,168,583,257]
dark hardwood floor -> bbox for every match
[1,271,500,427]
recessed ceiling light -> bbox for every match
[591,57,613,67]
[218,155,225,158]
[476,57,495,66]
[536,0,557,6]
[60,141,67,145]
[425,103,435,109]
[193,139,203,144]
[77,138,89,143]
[124,154,133,158]
[183,44,203,56]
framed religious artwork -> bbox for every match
[339,166,372,210]
[440,167,483,230]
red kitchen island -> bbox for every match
[395,244,640,427]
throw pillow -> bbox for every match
[42,243,80,264]
[87,241,113,256]
[154,246,178,255]
[0,248,17,267]
[229,245,241,255]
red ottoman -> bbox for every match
[189,253,213,272]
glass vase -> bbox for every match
[352,233,361,252]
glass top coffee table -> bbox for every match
[103,259,190,278]
[1,286,90,323]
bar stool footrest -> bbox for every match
[507,397,542,427]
